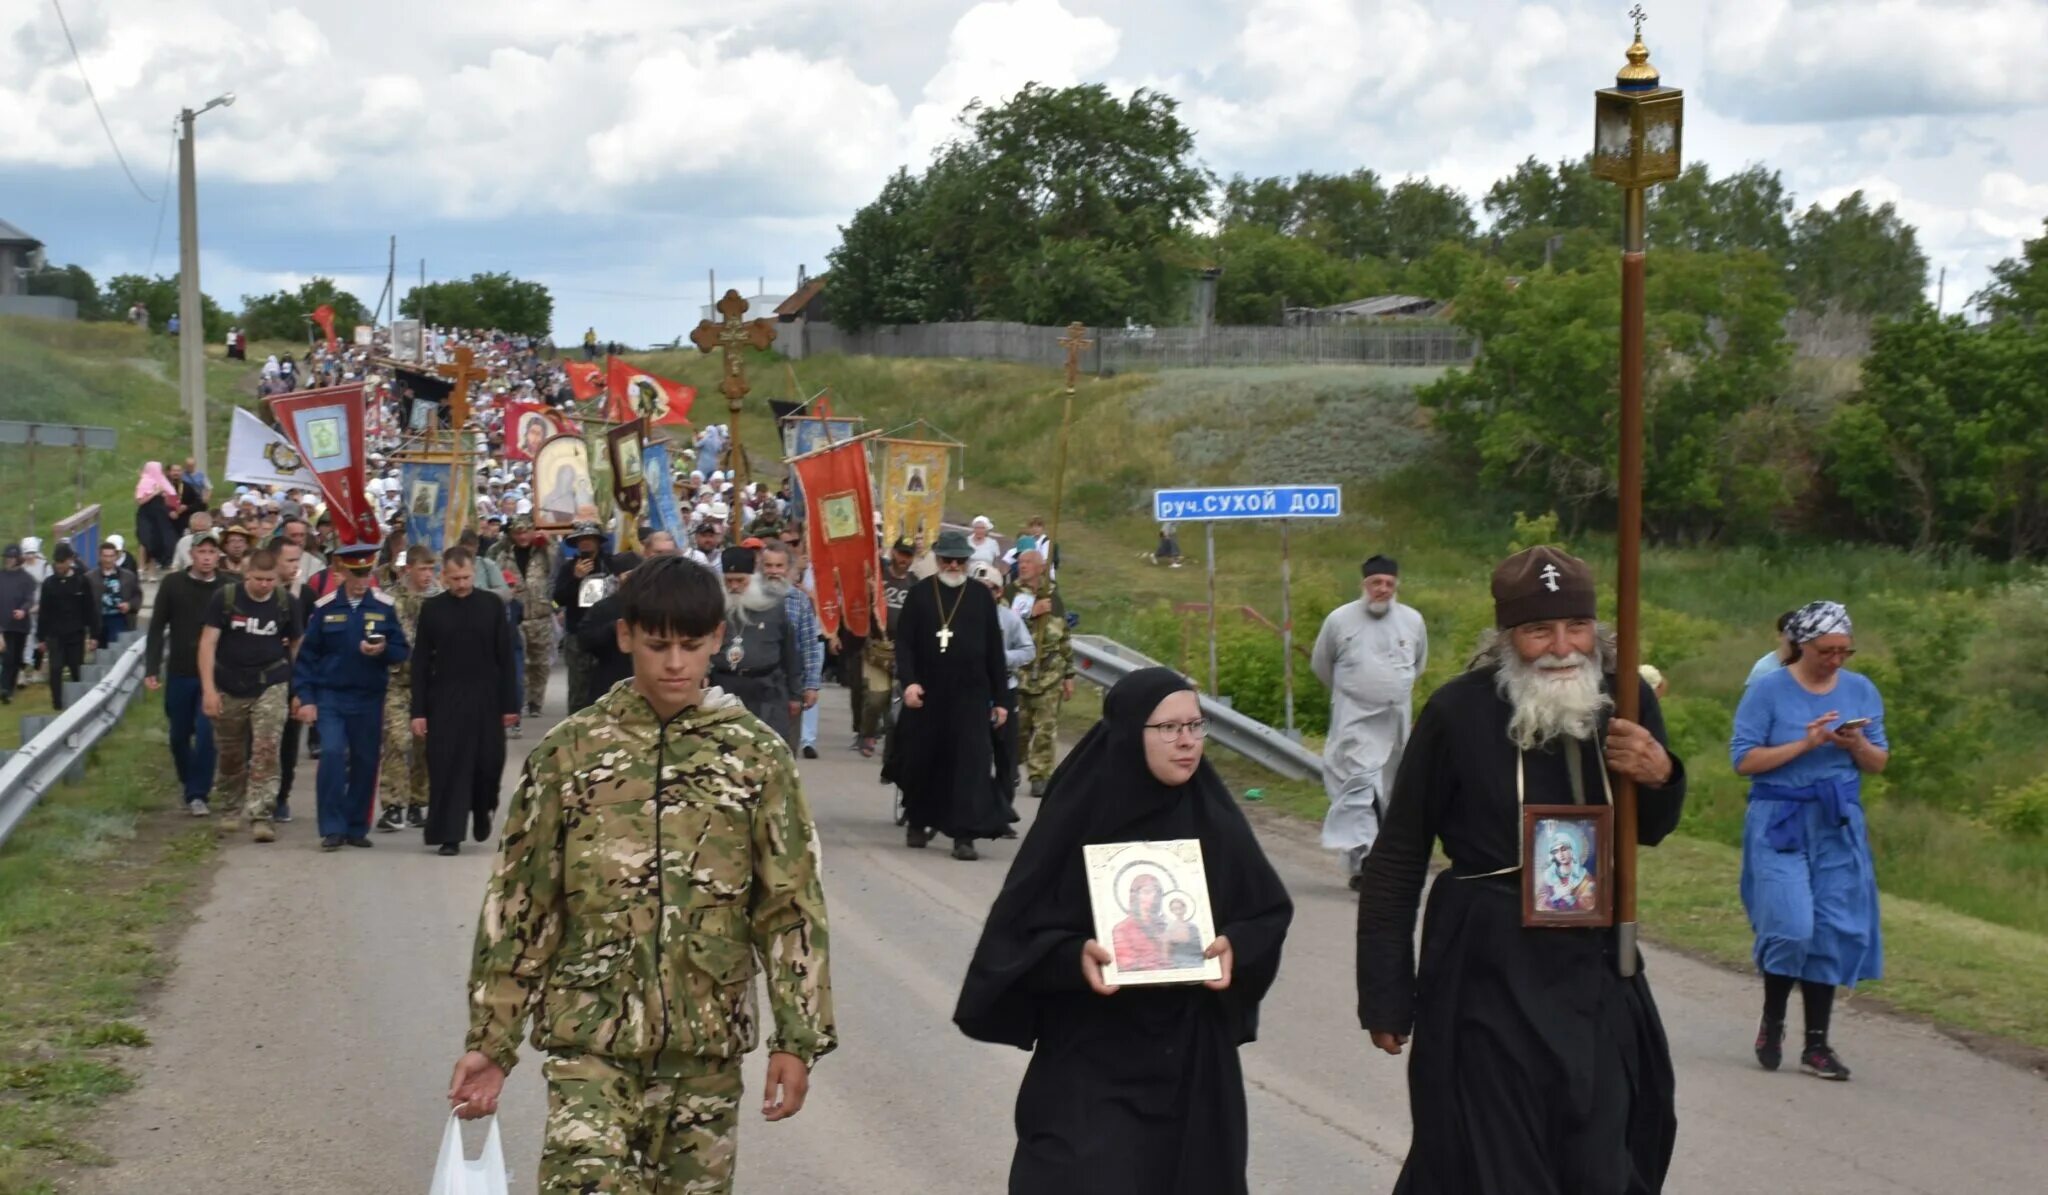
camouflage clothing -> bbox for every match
[467,683,835,1188]
[378,582,439,809]
[540,1052,740,1193]
[213,685,287,822]
[494,538,558,710]
[1011,581,1076,783]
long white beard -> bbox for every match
[759,576,792,603]
[1496,650,1611,750]
[937,571,966,588]
[1366,599,1392,618]
[727,574,779,616]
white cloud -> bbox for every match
[906,0,1121,161]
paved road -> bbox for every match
[85,683,2046,1192]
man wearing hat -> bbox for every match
[219,523,255,577]
[684,518,724,570]
[710,546,803,741]
[1311,553,1428,889]
[1356,546,1687,1192]
[489,515,557,721]
[553,520,620,713]
[294,543,413,851]
[884,529,1011,861]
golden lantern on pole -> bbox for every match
[1594,5,1682,980]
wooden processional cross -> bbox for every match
[1048,321,1093,561]
[690,290,778,509]
[433,345,489,432]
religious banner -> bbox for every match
[605,357,696,427]
[878,438,951,545]
[224,407,320,491]
[583,420,616,524]
[311,304,339,352]
[532,434,594,530]
[607,422,646,514]
[565,361,606,402]
[504,400,571,462]
[267,382,380,547]
[782,415,863,506]
[400,459,455,556]
[792,438,879,639]
[642,438,683,537]
[391,319,423,362]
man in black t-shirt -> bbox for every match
[198,548,298,842]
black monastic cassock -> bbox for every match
[1357,666,1687,1195]
[410,588,516,845]
[886,576,1011,841]
[956,668,1294,1195]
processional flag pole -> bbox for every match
[1591,6,1683,978]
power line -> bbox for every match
[49,0,161,203]
[144,118,176,275]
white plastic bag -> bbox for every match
[429,1111,509,1195]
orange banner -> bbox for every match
[792,439,879,639]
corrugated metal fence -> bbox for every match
[794,320,1476,371]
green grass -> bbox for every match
[0,699,215,1193]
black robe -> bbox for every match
[956,668,1294,1195]
[410,590,516,845]
[1356,667,1687,1195]
[886,576,1011,841]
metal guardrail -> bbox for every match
[0,631,149,848]
[1070,635,1325,782]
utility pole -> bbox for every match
[176,91,234,482]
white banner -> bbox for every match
[224,407,321,490]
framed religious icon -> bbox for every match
[607,422,646,512]
[532,434,595,530]
[1083,839,1223,986]
[1522,805,1614,927]
[819,490,862,541]
[407,397,439,433]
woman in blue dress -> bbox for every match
[1730,600,1888,1081]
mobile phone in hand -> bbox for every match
[1836,717,1872,731]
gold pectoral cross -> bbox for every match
[936,626,954,653]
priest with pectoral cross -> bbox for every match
[886,529,1012,861]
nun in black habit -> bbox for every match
[955,667,1294,1195]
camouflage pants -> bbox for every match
[1018,685,1064,782]
[379,685,427,809]
[213,685,286,821]
[540,1052,741,1194]
[857,657,893,739]
[522,618,555,712]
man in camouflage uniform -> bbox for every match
[492,515,558,718]
[197,548,297,843]
[375,547,441,832]
[1009,547,1075,797]
[448,554,834,1193]
[858,539,920,758]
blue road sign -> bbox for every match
[1153,485,1342,522]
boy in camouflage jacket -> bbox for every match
[448,555,835,1193]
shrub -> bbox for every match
[1988,775,2048,838]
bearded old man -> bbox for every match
[1312,553,1427,889]
[1357,546,1686,1194]
[710,546,802,741]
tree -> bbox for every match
[399,271,553,335]
[1291,170,1390,261]
[1823,311,2048,556]
[239,277,371,342]
[1419,249,1796,540]
[1976,217,2048,323]
[23,262,105,320]
[1208,224,1380,324]
[831,83,1212,329]
[1649,164,1792,257]
[1787,190,1928,315]
[1382,180,1475,263]
[103,273,228,339]
[1221,173,1300,234]
[1482,156,1620,236]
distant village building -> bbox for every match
[0,219,76,320]
[1289,294,1448,327]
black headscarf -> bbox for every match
[954,667,1293,1050]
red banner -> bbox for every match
[606,357,696,427]
[504,400,572,461]
[267,383,381,548]
[311,304,339,353]
[565,360,606,402]
[792,439,878,639]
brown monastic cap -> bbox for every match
[1492,545,1597,628]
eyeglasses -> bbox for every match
[1143,719,1208,742]
[1811,646,1857,660]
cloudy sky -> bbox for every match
[6,0,2045,345]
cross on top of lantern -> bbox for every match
[1591,5,1684,190]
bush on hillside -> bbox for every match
[1854,590,1995,808]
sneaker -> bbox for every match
[508,720,522,738]
[951,839,979,862]
[1799,1044,1851,1081]
[526,703,543,717]
[252,822,276,844]
[906,826,930,849]
[320,834,343,852]
[344,835,374,849]
[801,744,819,760]
[186,798,211,817]
[1029,779,1047,799]
[375,806,404,833]
[406,806,428,830]
[1755,1018,1786,1072]
[273,800,293,823]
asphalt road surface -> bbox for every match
[84,681,2046,1193]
